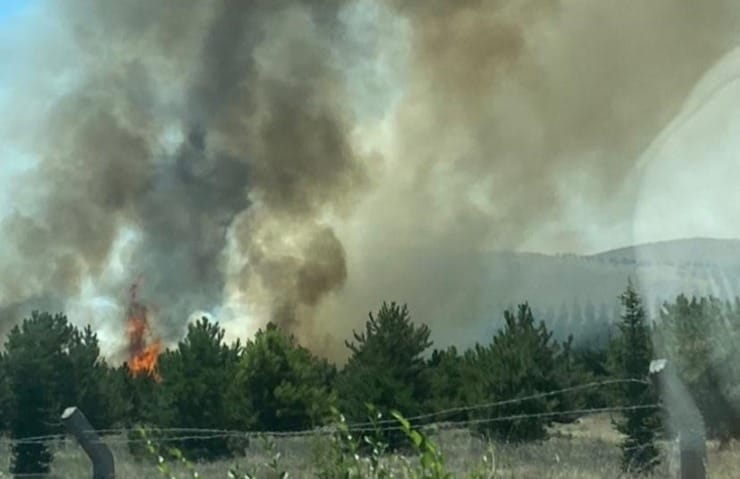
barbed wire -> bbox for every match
[350,378,650,428]
[3,402,660,446]
[420,404,659,432]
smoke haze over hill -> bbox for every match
[0,1,739,360]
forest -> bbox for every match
[1,281,739,476]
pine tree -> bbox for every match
[60,325,119,433]
[3,312,73,474]
[157,317,242,460]
[469,303,562,441]
[610,281,661,473]
[573,343,610,408]
[122,364,177,461]
[336,301,432,449]
[552,334,594,422]
[654,294,740,446]
[0,353,9,434]
[423,346,470,414]
[230,322,336,432]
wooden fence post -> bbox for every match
[61,407,115,479]
[649,359,707,479]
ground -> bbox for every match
[2,415,738,478]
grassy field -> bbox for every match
[2,415,739,478]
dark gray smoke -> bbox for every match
[0,0,363,353]
[305,0,740,359]
[1,0,740,361]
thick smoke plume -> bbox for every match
[312,0,740,357]
[0,0,364,355]
[0,0,739,359]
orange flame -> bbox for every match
[126,282,162,382]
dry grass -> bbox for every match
[2,415,739,478]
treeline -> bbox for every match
[652,294,740,445]
[2,282,740,474]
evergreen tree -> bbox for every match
[551,334,598,422]
[610,281,660,474]
[122,364,178,461]
[229,322,336,432]
[423,346,469,414]
[336,302,432,448]
[654,295,740,446]
[0,353,9,434]
[156,317,242,460]
[99,364,131,429]
[468,303,561,441]
[572,344,611,408]
[2,313,120,473]
[3,312,73,474]
[123,363,175,427]
[60,325,120,432]
[653,295,707,378]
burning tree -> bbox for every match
[126,282,162,382]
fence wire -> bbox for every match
[2,378,659,446]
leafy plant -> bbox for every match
[391,410,452,479]
[140,426,200,479]
[311,406,363,479]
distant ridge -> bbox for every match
[589,237,740,265]
[462,237,740,350]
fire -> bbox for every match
[126,282,162,381]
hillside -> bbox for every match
[590,237,740,267]
[465,237,740,348]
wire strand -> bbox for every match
[4,402,660,445]
[350,378,650,428]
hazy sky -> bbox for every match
[1,1,739,358]
[0,1,737,255]
[0,0,740,253]
[632,47,740,249]
[0,0,39,203]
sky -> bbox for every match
[0,0,29,20]
[0,2,50,207]
[631,47,740,249]
[0,0,33,216]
